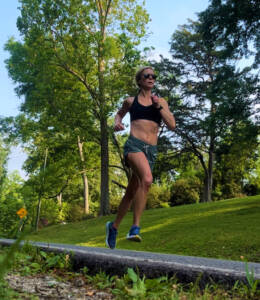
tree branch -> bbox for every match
[112,180,126,190]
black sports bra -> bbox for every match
[129,96,162,125]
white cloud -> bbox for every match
[145,47,172,62]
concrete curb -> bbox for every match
[1,238,259,287]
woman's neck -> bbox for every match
[139,89,152,99]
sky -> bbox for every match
[0,0,210,178]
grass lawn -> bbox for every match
[27,195,260,263]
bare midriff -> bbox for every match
[130,119,159,145]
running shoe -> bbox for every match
[106,221,117,249]
[126,225,142,242]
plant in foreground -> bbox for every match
[244,261,260,297]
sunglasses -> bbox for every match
[143,73,157,80]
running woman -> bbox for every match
[106,66,176,249]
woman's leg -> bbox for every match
[126,152,153,227]
[113,173,139,229]
[113,151,152,229]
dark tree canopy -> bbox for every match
[199,0,260,67]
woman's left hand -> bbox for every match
[151,95,160,108]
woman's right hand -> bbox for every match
[114,122,125,131]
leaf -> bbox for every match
[127,268,137,283]
[40,251,47,258]
[30,262,41,269]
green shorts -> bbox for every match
[123,135,158,171]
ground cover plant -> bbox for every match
[0,245,259,299]
[26,196,260,263]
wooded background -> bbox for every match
[0,0,259,235]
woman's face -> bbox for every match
[139,68,157,89]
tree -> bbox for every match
[0,137,9,198]
[0,171,24,237]
[6,0,149,215]
[213,121,258,199]
[199,0,260,67]
[151,19,258,202]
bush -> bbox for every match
[0,173,25,237]
[170,177,200,206]
[212,184,223,201]
[109,194,122,214]
[39,200,88,225]
[146,184,170,209]
[221,181,245,199]
[243,183,259,196]
[39,199,60,225]
[65,203,86,222]
[109,183,170,212]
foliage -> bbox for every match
[86,267,260,300]
[108,132,129,213]
[0,243,71,280]
[244,145,260,196]
[199,0,260,67]
[0,172,26,238]
[0,235,37,300]
[0,137,9,197]
[151,18,259,202]
[3,0,150,217]
[146,184,170,209]
[65,203,87,222]
[37,198,63,225]
[213,125,258,200]
[2,245,260,299]
[170,177,201,206]
[0,235,25,281]
[1,245,260,300]
[244,261,260,297]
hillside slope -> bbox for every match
[27,196,260,262]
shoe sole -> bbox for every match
[106,221,114,249]
[126,234,142,242]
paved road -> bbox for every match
[0,238,259,286]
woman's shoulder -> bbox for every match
[124,96,135,108]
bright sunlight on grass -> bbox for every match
[27,196,260,263]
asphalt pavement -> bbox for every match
[0,238,259,287]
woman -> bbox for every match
[106,66,176,249]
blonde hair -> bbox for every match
[135,66,154,87]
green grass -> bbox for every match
[27,195,260,263]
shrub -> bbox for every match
[146,184,170,209]
[221,181,245,199]
[65,203,86,222]
[109,194,122,214]
[212,184,223,201]
[39,199,60,225]
[170,177,200,206]
[0,173,24,237]
[243,183,259,196]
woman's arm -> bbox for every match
[152,96,176,131]
[114,97,132,131]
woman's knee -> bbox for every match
[141,174,153,189]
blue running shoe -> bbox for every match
[126,225,142,242]
[106,221,117,249]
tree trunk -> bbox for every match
[35,148,48,232]
[77,136,89,214]
[202,142,214,202]
[99,115,110,215]
[203,98,216,202]
[57,192,62,206]
[202,172,211,202]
